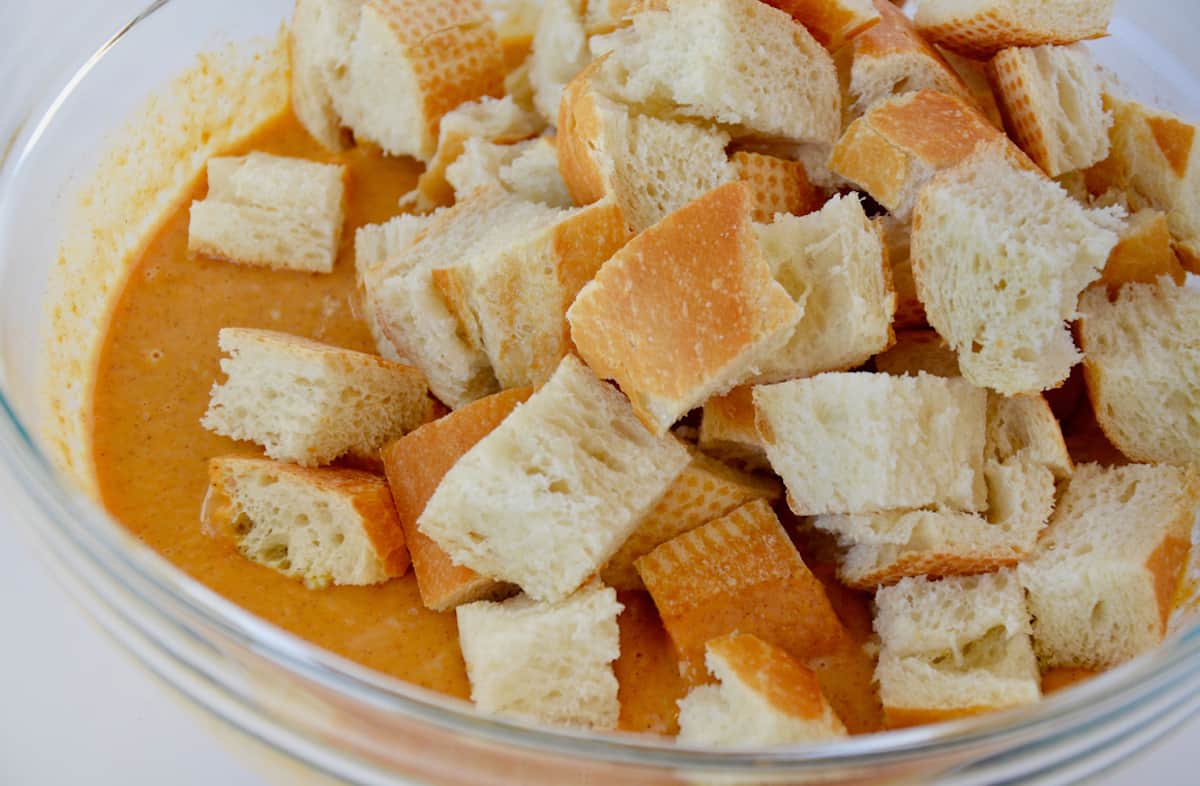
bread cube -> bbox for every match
[874,330,960,379]
[636,499,848,682]
[752,193,897,383]
[204,457,409,587]
[1078,280,1200,466]
[875,571,1040,728]
[754,372,988,515]
[698,386,770,472]
[419,355,690,602]
[353,211,434,365]
[914,0,1114,59]
[289,0,363,150]
[1090,94,1200,272]
[188,153,346,273]
[457,582,624,728]
[938,47,1006,130]
[381,388,531,611]
[842,0,970,119]
[1019,463,1200,669]
[1096,209,1188,295]
[201,328,433,466]
[829,90,1017,221]
[601,450,781,591]
[592,0,841,145]
[558,58,736,232]
[568,182,802,435]
[492,137,575,208]
[878,217,927,330]
[339,0,505,162]
[677,633,848,747]
[731,151,824,224]
[529,0,594,123]
[912,140,1121,395]
[989,44,1111,176]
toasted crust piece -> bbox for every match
[1019,463,1200,669]
[875,571,1040,728]
[698,386,770,471]
[201,328,433,467]
[914,0,1114,59]
[937,48,1005,130]
[419,355,690,602]
[911,140,1121,395]
[568,183,802,435]
[752,194,897,383]
[988,44,1111,177]
[874,330,961,378]
[760,0,880,50]
[204,457,409,587]
[601,450,781,590]
[339,0,505,162]
[289,0,363,150]
[1089,94,1200,272]
[829,90,1018,221]
[731,152,824,223]
[1077,280,1200,466]
[408,96,545,211]
[844,0,969,118]
[381,388,530,611]
[1097,209,1188,295]
[592,0,841,145]
[189,153,347,273]
[457,582,624,728]
[557,57,736,232]
[637,500,848,682]
[754,372,988,515]
[678,633,848,746]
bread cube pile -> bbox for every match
[190,0,1200,744]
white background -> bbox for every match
[0,500,1195,786]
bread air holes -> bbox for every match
[232,512,254,537]
[1090,600,1109,626]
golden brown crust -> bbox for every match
[938,47,1006,130]
[761,0,881,50]
[1147,467,1200,629]
[884,703,997,729]
[1041,667,1098,694]
[636,499,848,683]
[731,151,825,222]
[841,552,1024,591]
[557,58,615,210]
[206,457,411,578]
[568,182,800,433]
[707,633,833,720]
[1145,115,1195,179]
[917,7,1110,60]
[380,388,532,610]
[850,0,969,102]
[1097,210,1188,296]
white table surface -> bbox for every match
[0,497,1194,786]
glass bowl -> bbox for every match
[2,1,1199,784]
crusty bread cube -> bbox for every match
[592,0,841,146]
[568,182,802,435]
[339,0,505,162]
[485,0,544,66]
[354,211,433,364]
[188,153,346,273]
[752,193,897,383]
[754,372,988,515]
[558,58,736,232]
[445,138,573,206]
[815,457,1055,589]
[1077,279,1200,466]
[1096,209,1188,296]
[914,0,1114,59]
[601,449,781,590]
[874,330,961,378]
[677,633,848,746]
[204,457,409,587]
[381,388,530,611]
[407,95,545,211]
[829,90,1018,221]
[912,140,1121,395]
[875,571,1041,728]
[878,217,927,330]
[759,0,879,50]
[457,582,624,728]
[989,44,1111,176]
[201,328,433,466]
[1089,94,1200,272]
[636,499,848,683]
[698,386,770,472]
[731,151,824,224]
[938,47,1006,130]
[1019,463,1200,669]
[529,0,593,122]
[419,355,690,602]
[430,192,629,389]
[289,0,363,150]
[842,0,970,119]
